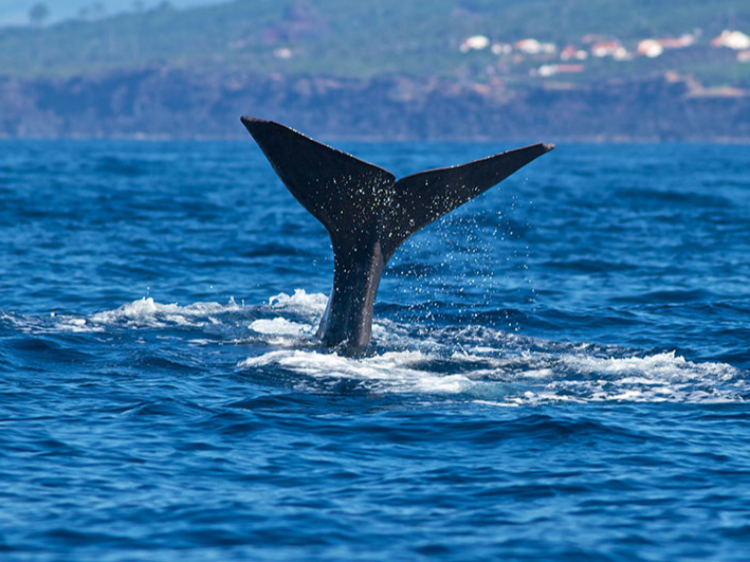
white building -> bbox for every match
[515,38,556,55]
[711,30,750,50]
[460,35,490,53]
[637,39,664,58]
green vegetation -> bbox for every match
[1,0,749,86]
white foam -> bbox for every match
[88,297,242,328]
[546,351,743,404]
[240,349,474,394]
[268,289,328,317]
[11,291,324,340]
[239,341,747,404]
[57,316,104,333]
[5,290,746,405]
[249,317,309,336]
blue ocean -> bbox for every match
[1,139,749,561]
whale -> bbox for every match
[242,116,553,356]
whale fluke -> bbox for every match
[242,116,553,356]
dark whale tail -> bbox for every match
[241,116,553,355]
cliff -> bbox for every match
[2,68,749,141]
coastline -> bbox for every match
[2,69,750,143]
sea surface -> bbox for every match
[1,139,749,561]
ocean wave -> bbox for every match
[4,290,746,405]
[87,297,244,328]
[2,289,326,335]
[239,345,746,405]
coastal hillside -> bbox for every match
[1,0,750,140]
[2,0,750,83]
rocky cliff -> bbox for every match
[2,68,749,141]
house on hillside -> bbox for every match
[491,43,513,55]
[515,38,556,55]
[658,34,695,49]
[711,30,750,50]
[534,63,585,77]
[637,34,695,58]
[591,41,631,60]
[460,35,490,52]
[637,40,664,58]
[560,45,588,61]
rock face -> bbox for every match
[1,68,749,141]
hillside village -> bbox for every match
[3,1,750,92]
[451,29,750,80]
[2,1,750,140]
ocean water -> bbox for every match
[1,138,749,561]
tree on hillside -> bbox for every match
[28,3,49,27]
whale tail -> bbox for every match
[241,116,553,355]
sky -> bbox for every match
[0,0,229,27]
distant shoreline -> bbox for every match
[2,70,749,143]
